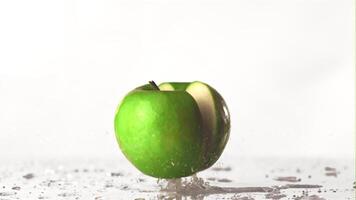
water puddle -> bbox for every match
[0,157,353,199]
[273,176,301,182]
[157,174,324,199]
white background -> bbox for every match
[0,0,354,160]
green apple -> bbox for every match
[114,81,230,178]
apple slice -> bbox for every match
[158,83,174,91]
[185,82,216,143]
[159,81,230,170]
[159,82,189,91]
[186,81,230,169]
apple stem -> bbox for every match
[149,81,160,90]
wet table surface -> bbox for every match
[0,156,354,200]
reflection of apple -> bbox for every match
[114,81,230,178]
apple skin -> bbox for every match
[114,85,205,178]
